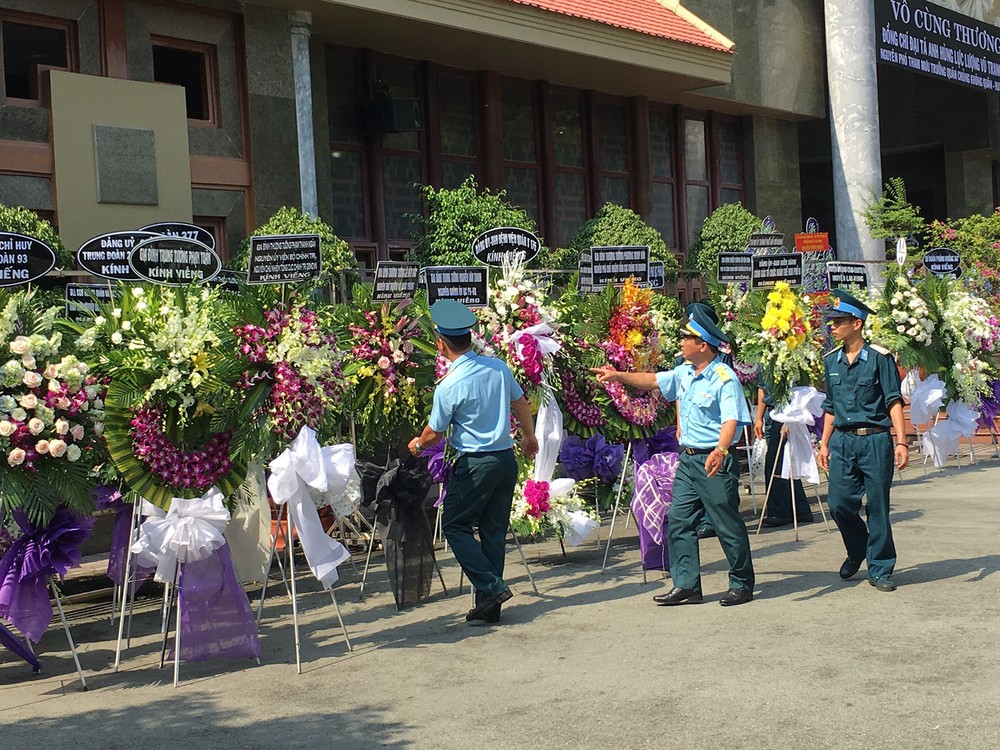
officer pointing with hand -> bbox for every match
[592,307,755,607]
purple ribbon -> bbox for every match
[630,452,679,571]
[94,486,155,589]
[172,545,260,662]
[0,619,40,672]
[425,440,451,508]
[0,508,94,643]
[978,379,1000,430]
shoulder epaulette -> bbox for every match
[823,345,843,358]
[714,364,731,383]
[869,344,891,356]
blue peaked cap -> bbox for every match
[827,288,873,321]
[430,299,478,336]
[681,307,728,348]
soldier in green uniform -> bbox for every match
[817,289,909,592]
[592,307,755,606]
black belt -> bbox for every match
[682,447,715,455]
[836,425,888,436]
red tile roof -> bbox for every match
[505,0,732,52]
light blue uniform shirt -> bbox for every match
[655,356,752,449]
[429,352,524,453]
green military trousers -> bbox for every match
[442,448,518,598]
[826,430,896,581]
[667,451,755,592]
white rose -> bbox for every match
[131,287,144,298]
[121,320,132,331]
[48,439,67,458]
[35,439,50,454]
[48,379,61,393]
[136,301,148,311]
[94,316,106,326]
[111,332,123,345]
[66,444,82,462]
[22,371,43,388]
[111,308,122,319]
[70,424,85,441]
[28,418,45,435]
[54,418,70,435]
[8,447,26,466]
[93,422,104,436]
[19,393,38,409]
[9,336,30,355]
[21,355,35,369]
[0,421,14,437]
[43,364,58,379]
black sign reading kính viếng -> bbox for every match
[205,268,243,294]
[751,252,803,289]
[590,245,650,287]
[424,266,489,307]
[0,232,56,287]
[247,234,322,284]
[140,221,217,252]
[717,252,753,284]
[129,236,222,286]
[471,227,540,267]
[77,231,159,280]
[65,284,114,322]
[826,261,869,289]
[875,0,1000,93]
[372,261,421,301]
[921,247,963,278]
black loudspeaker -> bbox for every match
[363,96,422,134]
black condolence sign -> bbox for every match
[591,245,649,287]
[425,266,488,307]
[826,261,869,289]
[922,247,962,278]
[372,261,420,301]
[140,221,216,251]
[78,231,158,280]
[129,235,222,286]
[0,232,56,286]
[65,284,113,322]
[875,0,1000,93]
[751,253,803,289]
[717,252,753,283]
[471,227,540,267]
[247,234,321,284]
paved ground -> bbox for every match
[3,447,1000,750]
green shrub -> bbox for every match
[862,176,926,243]
[556,203,678,281]
[690,202,761,279]
[0,203,73,269]
[408,176,541,267]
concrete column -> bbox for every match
[825,0,882,262]
[289,10,318,218]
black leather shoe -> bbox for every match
[652,587,703,605]
[761,517,790,528]
[696,526,717,539]
[839,557,863,580]
[466,589,512,621]
[869,577,897,592]
[719,588,753,606]
[467,604,501,623]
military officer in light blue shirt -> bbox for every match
[409,300,538,624]
[592,307,755,606]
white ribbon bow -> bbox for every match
[923,400,979,468]
[511,323,561,363]
[131,488,230,583]
[268,426,352,589]
[770,386,825,485]
[908,373,945,427]
[532,391,563,484]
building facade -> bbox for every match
[1,1,998,299]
